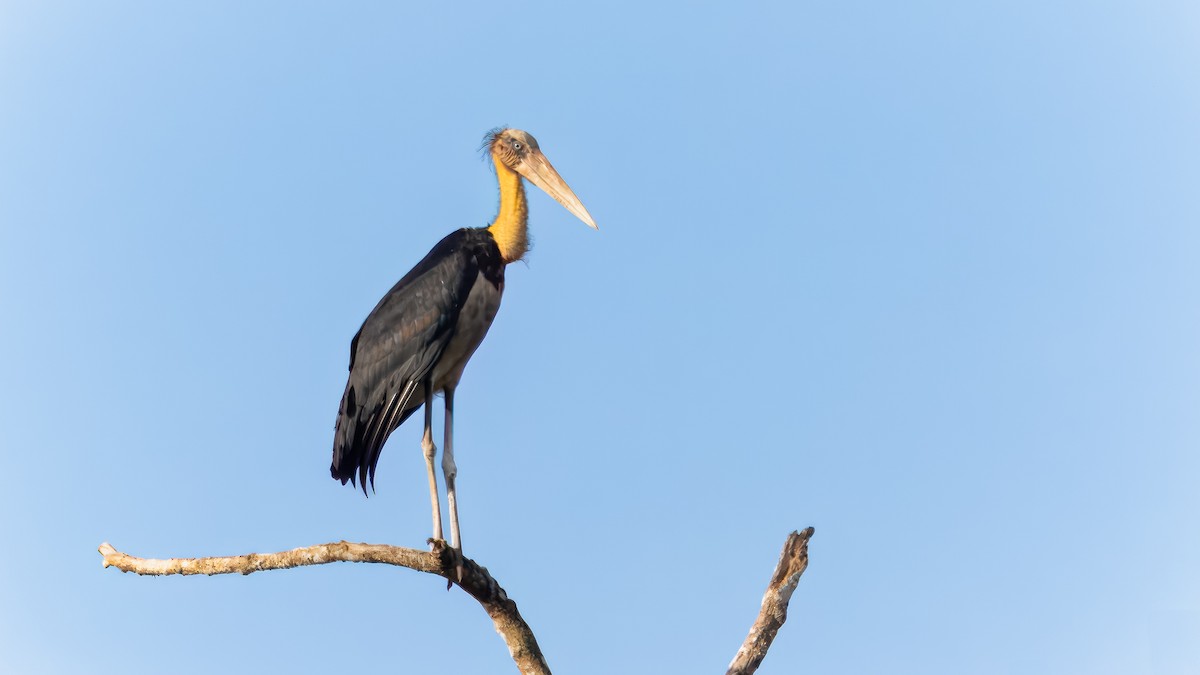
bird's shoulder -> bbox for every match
[348,228,505,370]
[391,227,504,290]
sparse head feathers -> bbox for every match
[484,128,540,170]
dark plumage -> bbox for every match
[331,227,504,491]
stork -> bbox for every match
[331,128,596,555]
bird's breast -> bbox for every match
[433,272,504,389]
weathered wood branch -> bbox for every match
[97,539,551,675]
[726,527,815,675]
[99,529,813,674]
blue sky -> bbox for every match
[2,1,1198,673]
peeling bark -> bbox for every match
[726,528,815,675]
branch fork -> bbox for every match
[99,528,813,675]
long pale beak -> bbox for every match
[515,150,598,229]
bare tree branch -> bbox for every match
[99,528,813,674]
[726,528,815,675]
[96,540,443,576]
[97,540,551,675]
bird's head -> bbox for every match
[486,128,597,229]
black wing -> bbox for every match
[331,228,481,492]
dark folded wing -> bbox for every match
[331,229,480,492]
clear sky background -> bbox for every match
[2,2,1198,673]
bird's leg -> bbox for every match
[422,380,443,545]
[442,385,461,553]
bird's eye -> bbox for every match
[512,141,522,151]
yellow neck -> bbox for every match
[487,155,528,263]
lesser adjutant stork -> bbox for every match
[331,128,596,554]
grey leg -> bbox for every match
[421,380,443,544]
[442,385,461,552]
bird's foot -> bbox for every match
[428,543,464,590]
[445,564,464,590]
